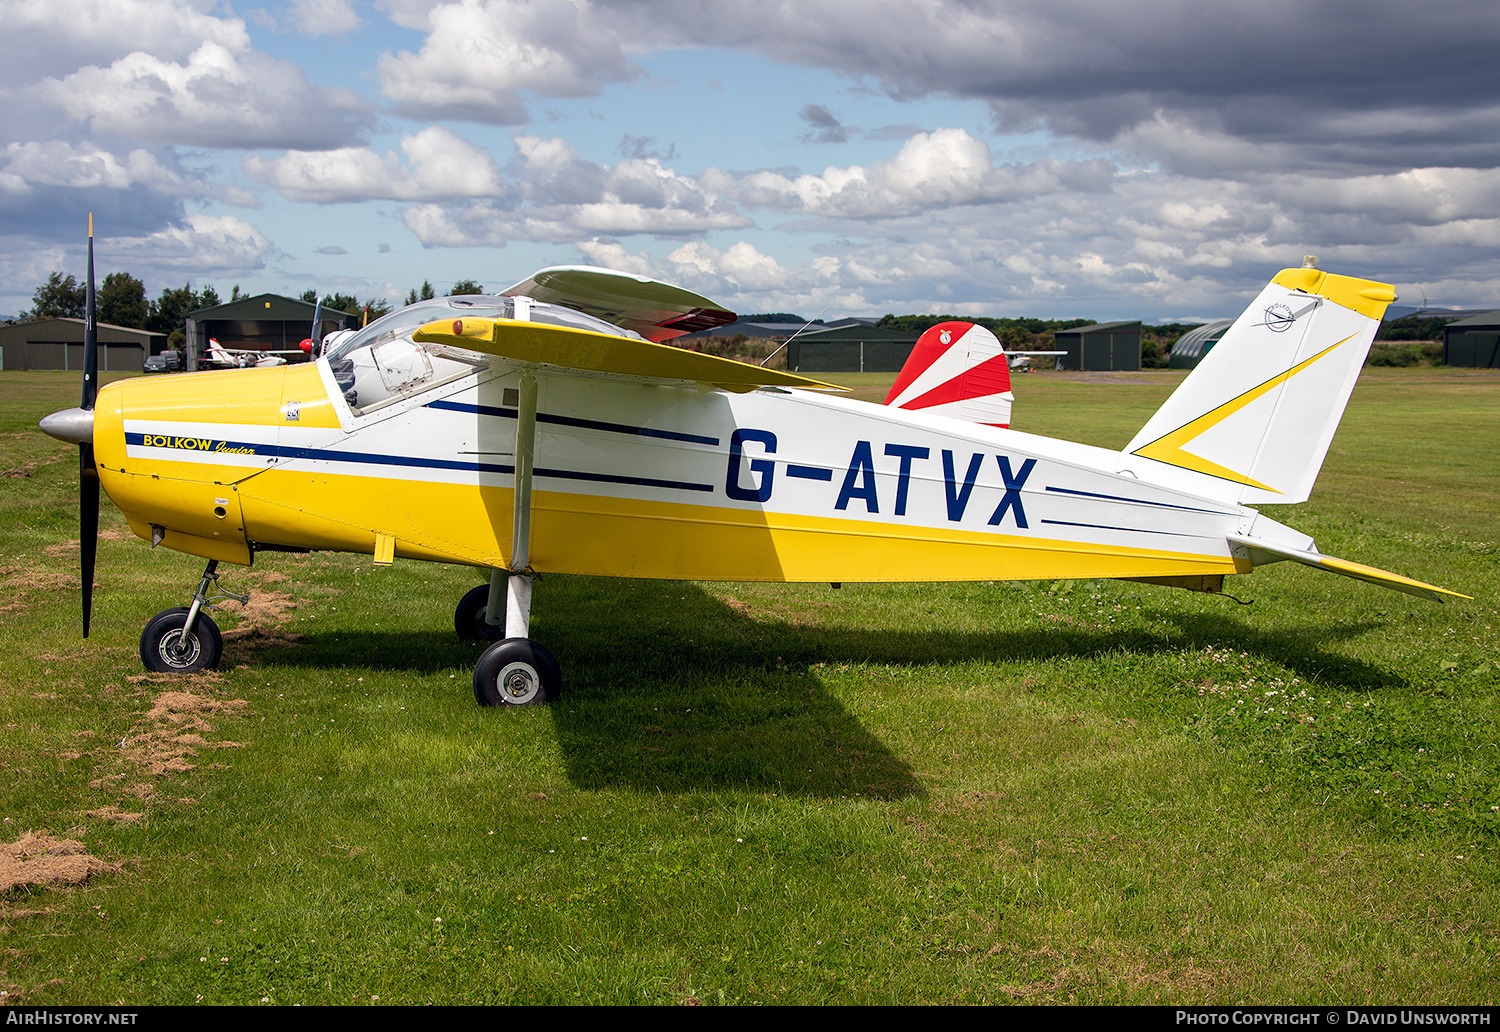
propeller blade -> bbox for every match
[81,213,98,411]
[81,444,98,637]
[80,215,100,635]
[310,295,324,357]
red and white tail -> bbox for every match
[884,321,1014,427]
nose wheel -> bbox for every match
[140,607,223,673]
[138,559,246,674]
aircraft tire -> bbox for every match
[455,584,506,641]
[140,607,223,674]
[473,638,561,707]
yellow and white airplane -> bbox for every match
[41,223,1465,706]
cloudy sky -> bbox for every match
[4,0,1499,323]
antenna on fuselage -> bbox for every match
[759,294,844,368]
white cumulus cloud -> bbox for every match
[378,0,636,123]
[244,127,507,202]
[1,0,250,80]
[401,134,749,245]
[713,129,1112,219]
[37,40,369,149]
[0,141,196,194]
[286,0,363,35]
[104,214,273,273]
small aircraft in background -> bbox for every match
[41,218,1465,707]
[203,338,306,369]
[1007,350,1068,372]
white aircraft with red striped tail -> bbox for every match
[41,240,1466,708]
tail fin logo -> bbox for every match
[1264,304,1296,332]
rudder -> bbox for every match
[1124,265,1396,505]
[885,321,1015,427]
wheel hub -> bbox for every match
[498,661,540,704]
[160,630,201,667]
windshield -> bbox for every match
[326,294,640,363]
[322,294,644,416]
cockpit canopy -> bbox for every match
[323,294,643,415]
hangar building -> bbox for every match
[185,294,354,370]
[1442,311,1500,368]
[1053,321,1142,372]
[0,319,167,371]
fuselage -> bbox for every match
[92,354,1258,585]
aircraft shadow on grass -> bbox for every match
[246,576,1399,799]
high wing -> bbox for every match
[500,265,736,342]
[413,314,842,393]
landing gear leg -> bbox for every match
[139,559,247,673]
[471,371,562,706]
[454,568,508,641]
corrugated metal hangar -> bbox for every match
[1169,319,1235,370]
[784,325,919,373]
[0,319,167,371]
[1443,311,1500,368]
[1053,321,1141,372]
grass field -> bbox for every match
[1,367,1497,1005]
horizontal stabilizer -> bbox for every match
[413,317,844,393]
[501,266,736,342]
[1230,534,1468,603]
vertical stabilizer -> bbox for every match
[884,321,1015,427]
[1124,267,1396,505]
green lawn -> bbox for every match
[1,367,1496,1005]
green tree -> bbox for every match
[405,281,436,305]
[448,279,484,295]
[302,292,395,328]
[323,292,363,317]
[29,271,86,319]
[149,283,202,336]
[97,272,148,328]
[740,313,808,323]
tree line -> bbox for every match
[14,271,491,343]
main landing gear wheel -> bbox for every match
[454,584,506,641]
[473,638,561,707]
[139,607,223,673]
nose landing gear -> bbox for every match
[139,559,248,673]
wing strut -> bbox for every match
[504,371,538,639]
[470,369,563,706]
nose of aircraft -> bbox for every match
[40,406,95,446]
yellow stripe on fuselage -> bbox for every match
[236,465,1244,583]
